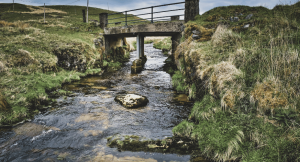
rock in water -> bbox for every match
[131,58,147,74]
[115,94,149,108]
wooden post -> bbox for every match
[151,7,153,23]
[44,3,45,23]
[171,16,180,21]
[184,0,199,23]
[86,0,89,23]
[99,13,108,29]
[125,11,127,26]
[82,9,86,23]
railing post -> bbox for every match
[99,13,108,29]
[125,11,128,26]
[82,9,86,23]
[171,16,180,21]
[184,0,199,23]
[151,7,154,23]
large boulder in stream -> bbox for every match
[131,56,147,74]
[131,59,143,74]
[115,94,149,108]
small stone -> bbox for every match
[245,14,253,20]
[181,25,185,32]
[243,24,250,28]
[234,17,239,22]
[192,34,200,39]
[115,94,149,108]
[192,30,200,35]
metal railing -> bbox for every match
[107,1,185,26]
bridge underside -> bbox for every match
[103,22,184,58]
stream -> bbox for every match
[0,43,208,162]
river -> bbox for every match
[0,43,207,162]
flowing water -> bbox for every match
[0,43,208,162]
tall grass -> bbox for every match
[172,1,300,161]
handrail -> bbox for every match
[107,1,185,26]
[108,2,185,16]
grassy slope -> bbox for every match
[0,3,134,125]
[170,1,300,161]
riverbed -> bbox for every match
[0,43,207,162]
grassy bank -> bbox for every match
[170,1,300,161]
[0,3,130,126]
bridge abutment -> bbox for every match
[172,33,182,59]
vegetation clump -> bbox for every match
[171,1,300,161]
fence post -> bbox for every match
[184,0,199,23]
[151,7,153,23]
[99,13,108,29]
[125,11,127,26]
[171,16,180,21]
[44,3,45,24]
[82,9,86,23]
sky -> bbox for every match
[0,0,299,20]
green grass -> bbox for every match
[171,0,300,161]
[0,3,133,125]
[172,70,188,93]
[153,37,172,54]
[132,40,154,49]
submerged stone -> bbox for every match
[131,65,143,73]
[114,94,149,108]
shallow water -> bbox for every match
[0,44,207,162]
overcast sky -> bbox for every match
[1,0,299,20]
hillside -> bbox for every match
[0,3,134,126]
[167,1,300,161]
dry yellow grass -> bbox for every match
[0,20,29,29]
[251,76,288,115]
[175,24,246,111]
[0,61,5,73]
[13,49,38,66]
[211,24,241,48]
[22,6,67,14]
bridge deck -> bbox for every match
[104,21,184,37]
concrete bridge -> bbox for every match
[100,0,199,59]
